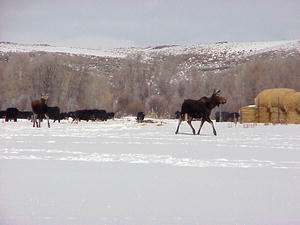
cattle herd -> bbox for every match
[0,105,116,127]
[1,92,239,133]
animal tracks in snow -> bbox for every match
[1,148,299,169]
[1,118,300,169]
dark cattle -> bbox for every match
[47,106,61,123]
[5,108,19,122]
[68,110,90,122]
[0,110,6,119]
[175,111,181,119]
[106,112,115,120]
[215,111,240,122]
[69,109,107,122]
[230,112,240,122]
[92,109,107,121]
[175,90,227,136]
[18,111,33,120]
[59,112,69,121]
[136,112,145,123]
[215,111,230,122]
[31,95,50,128]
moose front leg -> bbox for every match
[197,119,205,135]
[32,114,37,127]
[207,118,217,136]
[175,117,182,134]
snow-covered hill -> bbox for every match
[1,40,299,77]
[1,40,299,59]
[0,40,299,113]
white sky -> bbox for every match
[1,0,300,49]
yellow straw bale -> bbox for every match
[286,111,300,124]
[240,105,258,123]
[283,92,300,113]
[257,107,269,123]
[255,88,296,110]
[270,107,287,124]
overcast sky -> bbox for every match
[1,0,299,49]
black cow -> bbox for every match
[174,111,181,119]
[68,110,90,122]
[215,111,240,122]
[136,112,145,123]
[5,108,19,122]
[230,112,240,122]
[106,112,115,120]
[59,112,70,121]
[175,90,227,136]
[18,111,33,120]
[69,109,107,122]
[0,110,6,119]
[92,109,107,121]
[47,106,61,123]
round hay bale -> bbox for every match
[255,88,296,110]
[283,92,300,113]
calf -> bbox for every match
[136,112,145,123]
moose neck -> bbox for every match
[207,98,219,110]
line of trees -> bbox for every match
[0,51,299,118]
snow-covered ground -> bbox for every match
[0,118,300,225]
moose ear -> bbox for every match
[41,93,49,100]
[216,90,221,93]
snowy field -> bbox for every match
[0,117,300,225]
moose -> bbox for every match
[175,90,227,135]
[31,95,50,128]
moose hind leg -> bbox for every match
[45,114,50,128]
[187,117,196,135]
[33,114,36,127]
[175,117,183,134]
